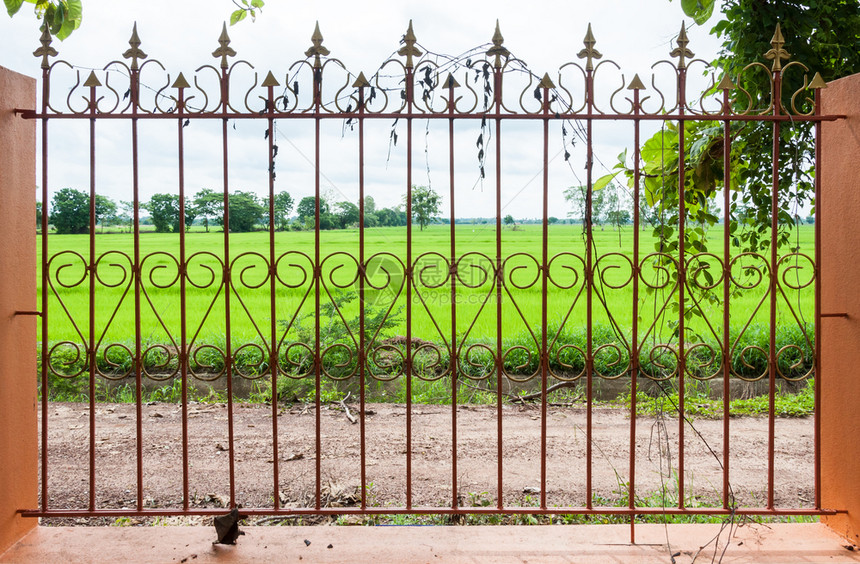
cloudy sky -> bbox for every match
[1,0,724,220]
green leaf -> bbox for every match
[4,0,25,17]
[680,0,716,25]
[250,0,264,7]
[230,8,246,25]
[593,171,620,192]
[64,0,81,22]
[55,0,80,40]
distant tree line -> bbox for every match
[43,185,442,234]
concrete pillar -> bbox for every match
[820,72,860,543]
[0,66,38,554]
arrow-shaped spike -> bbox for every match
[352,72,370,88]
[539,73,555,89]
[83,71,102,88]
[443,73,460,89]
[716,74,735,91]
[172,73,190,90]
[261,71,280,87]
[808,72,827,90]
[627,74,646,91]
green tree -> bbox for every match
[193,188,222,232]
[50,187,88,234]
[296,196,329,220]
[503,214,515,227]
[651,0,860,255]
[143,193,194,233]
[375,206,403,227]
[94,194,117,230]
[143,193,180,233]
[36,201,42,229]
[408,185,442,231]
[218,191,264,232]
[117,200,133,233]
[271,190,294,231]
[334,201,360,229]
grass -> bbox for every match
[38,223,815,344]
[617,377,816,419]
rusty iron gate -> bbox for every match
[20,19,841,535]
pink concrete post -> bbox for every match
[820,72,860,543]
[0,66,38,554]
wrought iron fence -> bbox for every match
[20,19,840,532]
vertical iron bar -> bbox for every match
[405,67,414,511]
[448,81,458,510]
[40,65,49,513]
[314,66,322,511]
[177,88,190,512]
[768,73,781,510]
[677,66,688,510]
[584,68,594,510]
[813,89,822,509]
[629,87,641,543]
[494,65,504,510]
[540,83,550,511]
[87,82,96,512]
[131,66,144,512]
[266,84,280,510]
[358,86,367,510]
[220,68,237,508]
[722,89,732,510]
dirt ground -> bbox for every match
[39,401,815,523]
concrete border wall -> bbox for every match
[0,65,38,554]
[821,73,860,544]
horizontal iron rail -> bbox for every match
[20,507,839,518]
[16,110,846,122]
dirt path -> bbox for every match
[40,401,814,520]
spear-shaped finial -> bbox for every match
[398,20,422,69]
[670,22,695,70]
[486,20,510,69]
[304,21,330,68]
[33,26,58,69]
[212,23,237,69]
[122,23,148,71]
[764,23,790,72]
[577,24,602,72]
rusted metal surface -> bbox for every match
[25,20,836,531]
